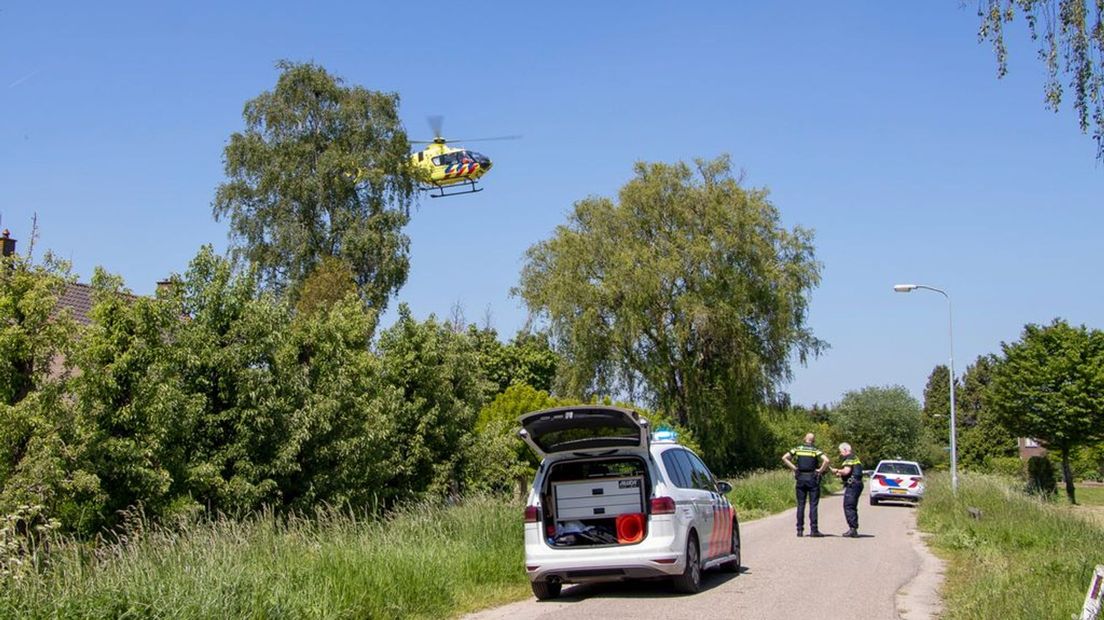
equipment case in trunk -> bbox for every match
[552,476,644,520]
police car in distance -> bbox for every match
[868,460,925,505]
[519,405,740,600]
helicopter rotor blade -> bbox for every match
[445,135,522,142]
[427,115,444,138]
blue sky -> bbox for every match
[2,2,1100,406]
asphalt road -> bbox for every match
[465,492,940,620]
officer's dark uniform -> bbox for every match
[787,443,825,535]
[840,453,863,537]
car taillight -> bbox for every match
[909,477,922,488]
[873,475,887,484]
[650,496,676,515]
[524,505,539,523]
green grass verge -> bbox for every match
[1065,484,1104,528]
[918,473,1103,620]
[0,497,528,619]
[1071,484,1104,507]
[724,469,839,521]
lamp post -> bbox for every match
[894,283,958,495]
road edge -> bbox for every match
[895,510,945,620]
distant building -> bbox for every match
[1018,437,1047,460]
[57,282,95,324]
[4,230,144,380]
[4,230,96,325]
[1,229,15,257]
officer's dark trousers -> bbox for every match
[843,483,862,529]
[795,473,820,532]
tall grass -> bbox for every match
[918,473,1103,620]
[726,470,795,521]
[724,469,838,521]
[0,473,812,618]
[0,497,528,619]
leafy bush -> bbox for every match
[0,253,80,529]
[374,306,487,500]
[981,456,1024,478]
[469,328,560,396]
[915,425,950,469]
[761,407,834,465]
[1071,442,1104,482]
[466,384,565,496]
[3,247,507,534]
[831,385,925,466]
[597,398,702,457]
[1026,455,1057,497]
[466,388,705,496]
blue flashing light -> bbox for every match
[652,427,678,442]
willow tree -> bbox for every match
[516,156,823,470]
[979,1,1104,160]
[213,61,416,310]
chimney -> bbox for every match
[1,230,15,257]
[156,277,182,296]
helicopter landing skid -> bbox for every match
[423,180,482,198]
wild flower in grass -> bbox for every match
[0,504,60,582]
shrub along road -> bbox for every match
[465,492,942,620]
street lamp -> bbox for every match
[894,283,958,495]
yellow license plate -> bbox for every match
[890,489,907,494]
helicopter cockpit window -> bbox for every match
[435,153,461,166]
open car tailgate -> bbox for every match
[518,406,650,459]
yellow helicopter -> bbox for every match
[409,116,518,198]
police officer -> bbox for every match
[830,442,863,538]
[781,432,830,537]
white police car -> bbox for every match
[869,460,925,505]
[519,405,740,600]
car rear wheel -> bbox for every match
[719,519,741,573]
[531,580,562,600]
[671,533,702,594]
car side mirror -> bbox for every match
[716,480,733,494]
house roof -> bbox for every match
[57,282,94,325]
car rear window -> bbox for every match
[526,411,641,453]
[877,462,921,475]
[548,457,646,481]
